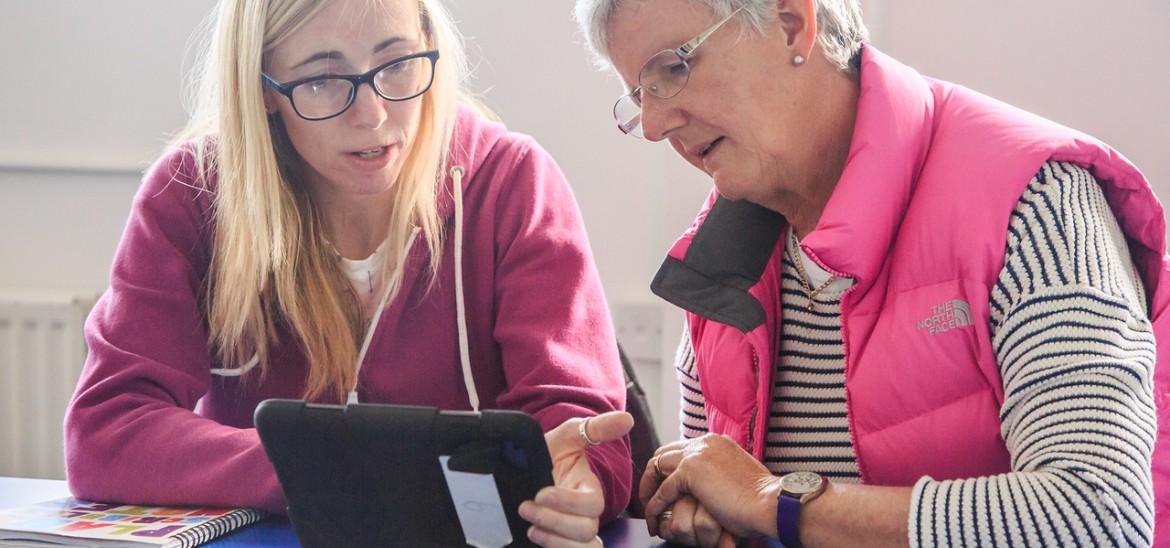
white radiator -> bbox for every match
[0,293,97,480]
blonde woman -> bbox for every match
[64,0,631,544]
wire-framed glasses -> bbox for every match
[262,49,440,121]
[613,7,743,138]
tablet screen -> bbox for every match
[254,399,554,547]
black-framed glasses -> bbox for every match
[262,49,440,121]
[613,7,743,138]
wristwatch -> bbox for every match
[775,471,827,548]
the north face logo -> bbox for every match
[916,300,974,335]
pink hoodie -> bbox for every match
[64,106,632,522]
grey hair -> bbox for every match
[572,0,868,75]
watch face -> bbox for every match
[780,471,824,495]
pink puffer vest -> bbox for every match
[651,44,1170,537]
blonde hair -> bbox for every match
[171,0,471,402]
[573,0,868,75]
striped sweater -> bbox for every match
[674,161,1156,546]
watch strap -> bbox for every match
[776,491,802,548]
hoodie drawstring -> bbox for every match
[450,165,479,411]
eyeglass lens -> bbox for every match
[291,55,435,120]
[640,50,691,100]
[614,93,644,137]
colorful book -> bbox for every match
[0,497,268,547]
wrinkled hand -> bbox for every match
[651,494,736,548]
[519,411,633,547]
[642,434,781,541]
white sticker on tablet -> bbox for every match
[439,455,513,548]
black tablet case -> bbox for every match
[254,399,554,547]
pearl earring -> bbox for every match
[793,55,805,66]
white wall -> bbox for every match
[867,2,1170,200]
[1,2,1167,446]
[0,1,214,296]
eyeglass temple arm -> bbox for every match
[676,6,745,57]
[261,73,284,92]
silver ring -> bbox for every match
[579,417,601,446]
[659,510,673,521]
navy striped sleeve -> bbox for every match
[910,161,1156,547]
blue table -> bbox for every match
[0,477,665,547]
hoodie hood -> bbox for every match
[435,104,512,223]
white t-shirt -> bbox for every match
[338,241,389,323]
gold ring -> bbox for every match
[659,510,673,520]
[652,455,665,478]
[579,417,601,446]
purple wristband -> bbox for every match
[776,491,802,548]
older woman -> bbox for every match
[575,0,1169,546]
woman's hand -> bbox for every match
[651,494,737,548]
[642,434,782,541]
[519,411,633,547]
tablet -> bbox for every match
[254,399,554,547]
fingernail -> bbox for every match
[534,488,554,504]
